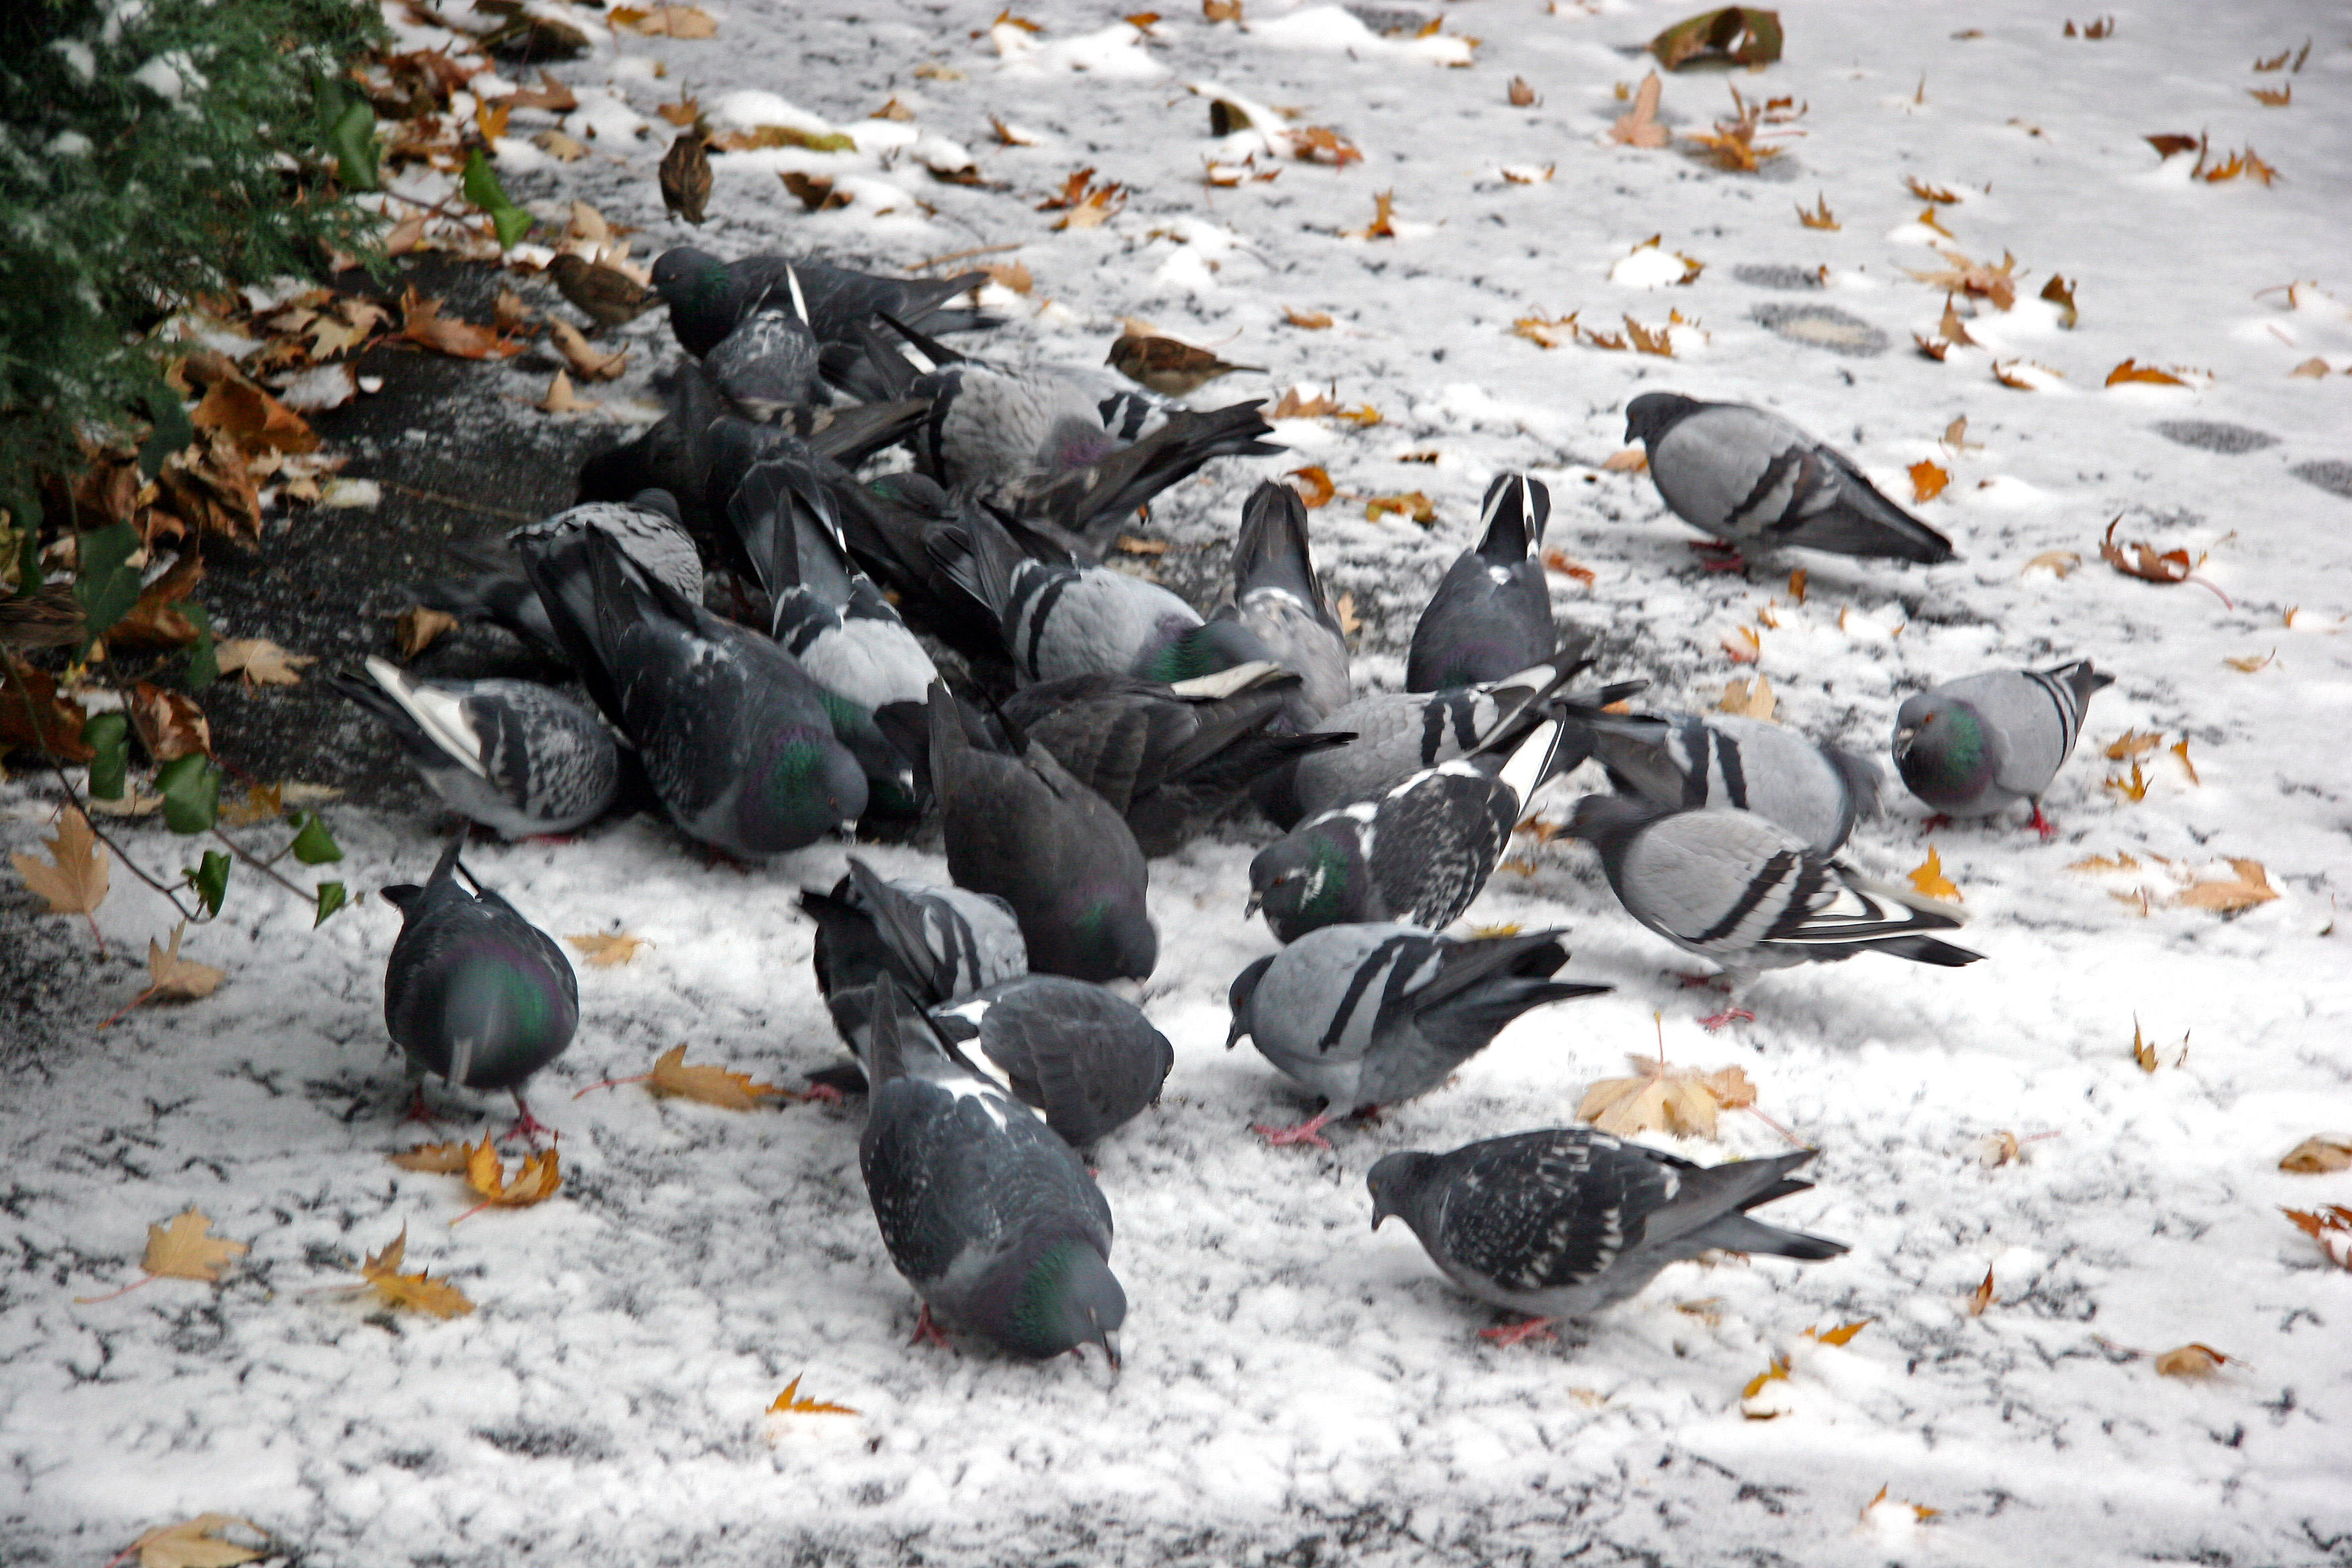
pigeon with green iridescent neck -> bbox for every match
[859,979,1125,1365]
[382,836,579,1140]
[1892,659,2112,840]
[1406,473,1563,693]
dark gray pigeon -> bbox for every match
[1216,481,1351,725]
[411,491,701,659]
[928,684,1158,983]
[931,975,1175,1151]
[1624,393,1955,566]
[1571,707,1880,854]
[1369,1132,1847,1344]
[1893,658,2113,839]
[1570,797,1980,1010]
[382,836,579,1139]
[328,656,622,839]
[1248,718,1565,942]
[999,664,1349,856]
[650,246,993,386]
[859,980,1125,1364]
[522,530,866,859]
[1226,924,1608,1147]
[803,857,1029,1055]
[703,304,825,419]
[1405,473,1561,692]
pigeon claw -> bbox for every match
[1252,1110,1337,1150]
[801,1081,846,1105]
[2028,803,2057,842]
[910,1302,954,1351]
[1687,540,1749,574]
[505,1091,558,1146]
[1921,813,1955,834]
[1477,1316,1559,1348]
[1698,1007,1756,1032]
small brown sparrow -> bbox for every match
[1108,331,1262,397]
[546,253,651,332]
[658,132,712,226]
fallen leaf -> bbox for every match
[779,171,849,213]
[356,1227,476,1317]
[1286,466,1335,507]
[2250,84,2291,107]
[2106,358,2189,387]
[770,1374,859,1416]
[2200,146,2277,185]
[2145,132,2203,159]
[389,1141,473,1173]
[1906,248,2020,310]
[1508,77,1537,107]
[11,808,109,918]
[117,1514,269,1568]
[2169,738,2198,784]
[1600,448,1649,473]
[1716,673,1775,721]
[1283,307,1333,330]
[548,320,627,381]
[215,637,314,688]
[1907,845,1961,901]
[1740,1353,1791,1414]
[1914,334,1949,362]
[2283,1204,2352,1270]
[2280,1136,2352,1175]
[634,1042,792,1110]
[1611,72,1669,148]
[2098,519,2228,603]
[1344,190,1399,240]
[612,5,718,37]
[1542,548,1597,585]
[1651,5,1783,70]
[1579,1051,1755,1139]
[566,931,648,967]
[1204,0,1241,18]
[1978,1130,2023,1167]
[2154,1344,2233,1378]
[989,114,1040,146]
[2104,761,2149,802]
[539,369,600,415]
[1499,163,1555,185]
[1685,84,1786,172]
[1511,312,1579,350]
[1364,491,1434,525]
[1908,460,1949,503]
[1285,126,1362,167]
[142,1208,247,1283]
[1786,568,1808,603]
[2069,852,2141,873]
[716,124,857,153]
[2290,357,2331,378]
[1967,1267,1995,1316]
[2106,730,2161,762]
[456,1138,562,1220]
[1795,193,1839,230]
[1904,174,1959,204]
[395,605,460,658]
[2171,858,2277,913]
[1722,625,1761,664]
[2024,550,2080,577]
[1332,592,1359,636]
[1267,387,1340,419]
[983,260,1034,295]
[2040,273,2079,328]
[401,289,523,360]
[2224,649,2275,673]
[191,378,320,456]
[1941,417,1981,452]
[655,93,702,127]
[139,922,225,1003]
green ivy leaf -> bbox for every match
[156,753,224,835]
[288,812,343,865]
[462,148,533,249]
[136,384,195,481]
[314,880,348,927]
[182,601,217,690]
[72,522,144,648]
[81,712,130,800]
[189,850,231,916]
[315,77,382,191]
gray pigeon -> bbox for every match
[859,980,1125,1363]
[703,304,825,419]
[328,656,622,839]
[1248,718,1565,942]
[928,684,1158,983]
[802,857,1029,1054]
[1406,473,1562,692]
[382,836,579,1139]
[1624,393,1955,566]
[932,975,1175,1151]
[1261,654,1642,829]
[1569,797,1981,1007]
[1217,481,1351,725]
[1571,707,1880,854]
[411,492,702,658]
[1892,658,2113,839]
[1369,1132,1847,1344]
[522,530,867,859]
[1226,924,1608,1146]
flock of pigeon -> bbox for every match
[336,244,2116,1362]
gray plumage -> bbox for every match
[1406,473,1561,692]
[381,836,579,1131]
[1624,393,1955,564]
[803,857,1030,1046]
[328,656,622,838]
[932,975,1175,1151]
[1226,925,1608,1144]
[1369,1133,1847,1331]
[859,981,1125,1364]
[1893,659,2113,838]
[1248,718,1564,943]
[1574,708,1880,854]
[1218,481,1351,726]
[1570,796,1981,981]
[411,492,702,658]
[703,305,824,419]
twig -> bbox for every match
[208,826,314,903]
[903,241,1022,271]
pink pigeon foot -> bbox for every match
[1688,540,1749,574]
[1921,813,1955,834]
[801,1081,846,1105]
[1253,1109,1339,1150]
[504,1091,557,1146]
[1478,1316,1559,1347]
[910,1303,952,1351]
[1698,1007,1757,1031]
[401,1085,441,1126]
[2028,803,2057,842]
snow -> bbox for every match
[8,0,2352,1563]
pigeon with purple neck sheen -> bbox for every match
[1892,658,2112,839]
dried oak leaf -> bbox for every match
[1332,591,1359,637]
[1907,845,1961,901]
[566,930,648,967]
[2280,1136,2352,1174]
[1904,175,1960,204]
[357,1226,476,1317]
[2041,273,2079,328]
[1796,193,1838,230]
[1906,248,2019,310]
[1344,191,1399,240]
[11,808,109,916]
[1286,126,1362,167]
[2171,858,2277,913]
[215,637,315,689]
[2153,1344,2233,1377]
[770,1375,859,1415]
[119,1513,271,1568]
[2106,729,2161,761]
[1716,673,1775,720]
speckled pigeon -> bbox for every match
[703,305,824,419]
[328,656,623,839]
[1226,924,1608,1147]
[1405,473,1562,692]
[411,491,701,659]
[1624,393,1955,566]
[382,835,579,1139]
[858,979,1126,1364]
[928,683,1157,983]
[1248,718,1566,943]
[1571,707,1880,854]
[1569,797,1980,1006]
[521,529,865,859]
[803,856,1029,1055]
[1369,1132,1847,1344]
[1216,480,1351,727]
[1892,659,2113,839]
[931,975,1175,1151]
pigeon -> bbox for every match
[1226,924,1608,1146]
[650,246,993,393]
[802,856,1029,1052]
[931,975,1175,1150]
[1259,654,1640,829]
[1569,797,1981,1015]
[381,835,579,1139]
[1217,480,1351,726]
[997,665,1350,857]
[702,305,825,419]
[546,253,652,332]
[1571,708,1881,854]
[521,529,866,859]
[858,979,1126,1364]
[1248,718,1566,942]
[1405,473,1561,693]
[1108,330,1261,397]
[1624,393,1956,567]
[1368,1132,1848,1344]
[411,492,701,659]
[1892,659,2114,840]
[328,656,624,839]
[928,684,1158,983]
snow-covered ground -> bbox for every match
[7,0,2352,1563]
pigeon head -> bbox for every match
[630,488,684,526]
[1134,618,1275,685]
[1567,793,1669,869]
[974,1226,1128,1364]
[1246,830,1359,940]
[1052,882,1159,982]
[1225,954,1275,1048]
[738,726,869,852]
[1891,695,2000,811]
[1477,473,1550,558]
[1367,1150,1440,1232]
[867,471,952,517]
[1623,391,1701,448]
[649,246,738,354]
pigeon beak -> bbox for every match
[1099,1328,1122,1372]
[1892,726,1917,758]
[1224,1019,1245,1050]
[1243,889,1263,918]
[838,817,863,839]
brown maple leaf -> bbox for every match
[454,1138,562,1221]
[1364,491,1434,525]
[1905,248,2019,309]
[389,1140,474,1173]
[2280,1136,2352,1174]
[549,321,627,382]
[357,1227,477,1317]
[1796,193,1838,230]
[75,1208,248,1302]
[11,807,109,919]
[2171,858,2277,913]
[2153,1344,2233,1377]
[1579,1050,1757,1139]
[1344,190,1399,240]
[1285,466,1336,507]
[401,289,525,360]
[215,637,315,688]
[566,931,649,967]
[1716,674,1775,720]
[641,1043,792,1110]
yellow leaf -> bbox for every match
[1905,248,2020,309]
[2041,273,2079,328]
[357,1226,475,1318]
[121,1513,270,1568]
[1992,358,2062,389]
[395,605,460,659]
[1716,673,1775,721]
[612,5,718,37]
[985,261,1034,295]
[2068,852,2140,873]
[539,369,600,415]
[1904,175,1960,204]
[644,1042,791,1110]
[1543,548,1597,586]
[1285,466,1335,508]
[2106,358,2189,387]
[389,1140,473,1173]
[456,1138,562,1221]
[1283,307,1333,330]
[1332,591,1359,637]
[1908,460,1949,503]
[2169,738,2199,785]
[770,1374,860,1415]
[2171,858,2277,913]
[1906,845,1961,902]
[2279,1136,2352,1174]
[1785,568,1808,603]
[1344,190,1400,241]
[2104,761,2149,802]
[1742,1355,1790,1400]
[215,637,315,688]
[2153,1343,2232,1377]
[1600,448,1649,473]
[1796,193,1839,230]
[1967,1266,1996,1316]
[1466,922,1522,939]
[1579,1051,1751,1139]
[2290,357,2331,378]
[11,806,109,917]
[142,1208,248,1282]
[2105,730,2161,761]
[1363,491,1434,525]
[566,931,649,967]
[2224,649,2275,673]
